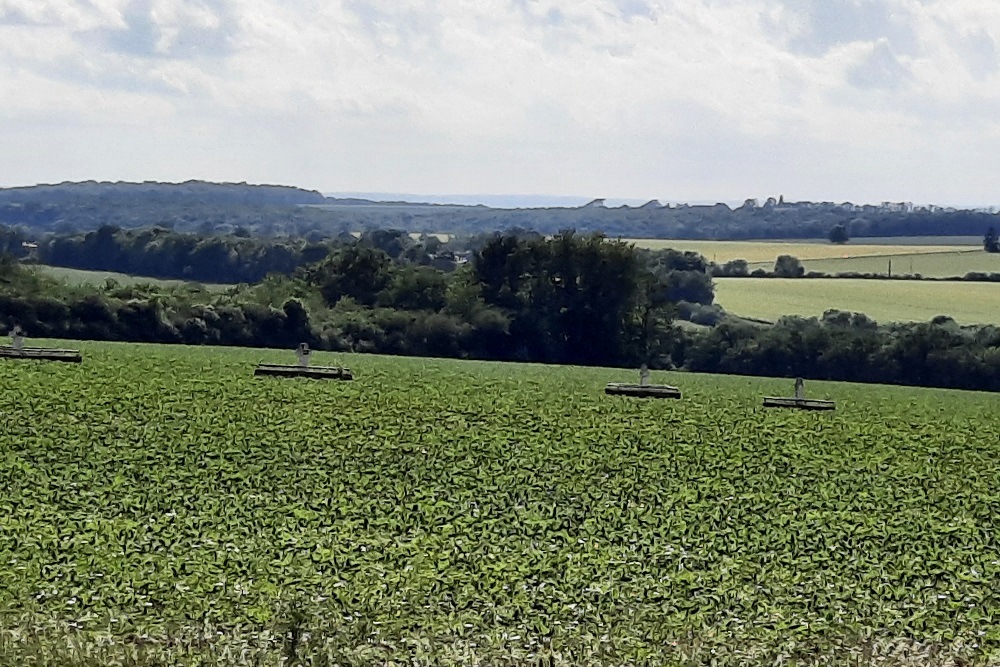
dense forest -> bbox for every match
[3,232,999,392]
[2,181,998,240]
[21,226,460,284]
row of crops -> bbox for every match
[2,342,1000,665]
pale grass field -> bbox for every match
[714,278,1000,325]
[623,239,974,263]
[747,250,1000,278]
[34,265,231,291]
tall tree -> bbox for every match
[828,224,850,244]
[774,255,805,277]
[984,227,1000,253]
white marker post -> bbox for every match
[10,326,24,352]
[639,363,650,387]
[296,342,311,368]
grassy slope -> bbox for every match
[2,342,1000,665]
[32,264,231,291]
[715,277,1000,324]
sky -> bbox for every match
[2,0,1000,207]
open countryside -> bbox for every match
[3,342,1000,665]
[749,250,1000,278]
[622,239,977,263]
[715,278,1000,325]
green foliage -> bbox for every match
[472,231,669,364]
[985,227,1000,253]
[378,265,449,311]
[715,258,750,277]
[307,245,395,307]
[774,254,806,278]
[828,224,850,244]
[4,181,1000,241]
[35,226,330,284]
[1,344,1000,665]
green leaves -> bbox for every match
[2,342,1000,664]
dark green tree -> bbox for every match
[774,255,805,277]
[985,227,1000,253]
[308,245,394,306]
[828,224,850,244]
[378,265,449,311]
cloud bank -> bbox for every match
[2,0,999,205]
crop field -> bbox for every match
[3,343,1000,665]
[621,239,972,264]
[715,278,1000,325]
[32,265,231,291]
[746,251,1000,279]
[840,236,982,246]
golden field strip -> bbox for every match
[622,239,976,263]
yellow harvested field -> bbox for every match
[714,278,1000,325]
[622,239,972,263]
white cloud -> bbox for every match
[1,0,1000,205]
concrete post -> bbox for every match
[296,343,311,368]
[11,326,24,352]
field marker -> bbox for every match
[254,343,354,380]
[605,364,682,399]
[0,326,82,363]
[763,378,835,410]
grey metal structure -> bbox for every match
[605,365,682,399]
[254,344,354,380]
[0,327,82,363]
[763,378,835,411]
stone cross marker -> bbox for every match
[794,377,804,400]
[639,364,650,387]
[296,342,312,368]
[10,325,24,352]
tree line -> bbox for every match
[3,181,999,240]
[3,232,1000,392]
[25,226,463,285]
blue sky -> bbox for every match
[2,0,999,206]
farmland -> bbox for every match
[3,343,1000,665]
[715,278,1000,325]
[32,265,231,291]
[621,239,973,263]
[747,250,1000,279]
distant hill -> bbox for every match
[1,181,998,241]
[0,180,327,206]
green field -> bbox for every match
[32,265,231,291]
[621,239,971,264]
[747,250,1000,279]
[715,278,1000,325]
[3,342,1000,665]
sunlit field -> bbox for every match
[714,278,1000,325]
[3,342,1000,665]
